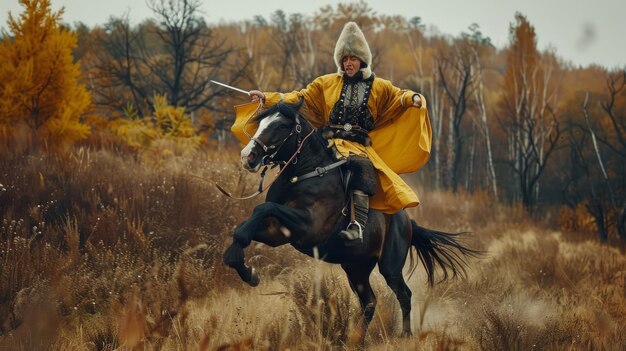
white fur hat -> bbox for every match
[334,22,372,79]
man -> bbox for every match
[244,22,431,242]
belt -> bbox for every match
[329,123,368,133]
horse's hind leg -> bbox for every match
[380,272,412,336]
[379,212,413,336]
[342,260,377,345]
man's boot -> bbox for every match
[339,190,369,242]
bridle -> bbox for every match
[251,115,305,167]
[216,111,316,199]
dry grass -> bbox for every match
[0,149,624,350]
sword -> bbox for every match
[210,80,250,96]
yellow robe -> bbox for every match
[232,73,432,214]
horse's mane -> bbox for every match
[256,101,303,121]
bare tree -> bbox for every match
[145,0,248,111]
[436,38,477,191]
[240,21,270,89]
[581,92,614,241]
[599,70,626,242]
[591,70,626,242]
[92,13,148,115]
[92,0,249,116]
[599,70,626,157]
[268,11,326,90]
[403,19,448,189]
[562,69,626,243]
[566,118,610,242]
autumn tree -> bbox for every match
[0,0,91,154]
[499,13,561,211]
[312,0,379,31]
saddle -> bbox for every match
[316,127,378,197]
[342,155,377,196]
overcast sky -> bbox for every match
[1,0,624,69]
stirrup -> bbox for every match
[340,220,363,241]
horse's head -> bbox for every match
[240,101,306,172]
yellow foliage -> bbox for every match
[114,94,201,161]
[83,114,113,132]
[0,0,91,154]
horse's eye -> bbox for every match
[279,124,290,130]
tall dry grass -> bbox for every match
[0,149,624,350]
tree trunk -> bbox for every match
[429,66,444,189]
[587,201,609,243]
[474,85,497,198]
[446,106,455,189]
[466,124,476,192]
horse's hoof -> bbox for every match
[246,267,260,287]
[401,330,412,337]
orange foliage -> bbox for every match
[558,203,596,233]
[0,0,91,155]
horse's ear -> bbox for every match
[285,98,304,112]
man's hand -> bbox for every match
[249,90,265,103]
[412,94,422,108]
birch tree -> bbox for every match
[402,17,447,188]
[435,37,477,191]
[466,24,498,198]
[240,20,270,90]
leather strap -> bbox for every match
[289,159,348,184]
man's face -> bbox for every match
[342,56,362,77]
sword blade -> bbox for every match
[210,80,250,95]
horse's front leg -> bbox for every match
[223,240,261,286]
[223,202,310,286]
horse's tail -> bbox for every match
[410,220,481,287]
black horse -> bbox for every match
[223,102,477,342]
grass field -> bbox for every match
[0,149,624,350]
